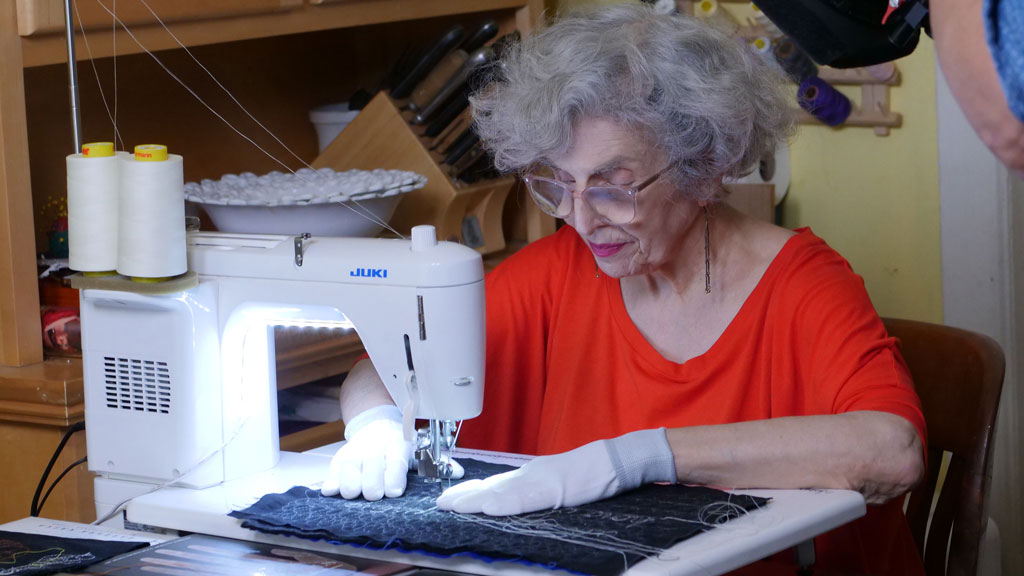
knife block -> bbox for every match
[311,91,515,253]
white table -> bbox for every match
[0,516,171,545]
[116,445,865,576]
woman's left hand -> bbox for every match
[436,428,676,515]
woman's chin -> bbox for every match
[595,260,631,279]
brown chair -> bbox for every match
[883,318,1005,576]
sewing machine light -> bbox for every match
[270,319,355,330]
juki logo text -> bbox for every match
[350,268,388,278]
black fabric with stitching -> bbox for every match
[0,530,147,576]
[230,459,768,575]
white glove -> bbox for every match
[436,428,677,516]
[321,405,412,501]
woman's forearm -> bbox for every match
[666,411,924,504]
[339,359,398,423]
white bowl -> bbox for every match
[185,168,426,238]
[198,193,404,237]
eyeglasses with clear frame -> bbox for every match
[522,165,671,225]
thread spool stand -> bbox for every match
[678,0,902,136]
[311,91,519,254]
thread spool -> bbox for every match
[133,143,169,162]
[117,144,187,281]
[694,0,740,36]
[798,76,852,127]
[773,37,818,83]
[749,36,773,57]
[68,141,120,274]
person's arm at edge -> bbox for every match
[931,0,1024,175]
[666,410,924,505]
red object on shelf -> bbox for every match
[39,278,81,355]
[39,278,79,309]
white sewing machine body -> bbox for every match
[79,227,485,516]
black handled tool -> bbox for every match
[423,31,515,136]
[424,89,470,137]
[461,20,499,53]
[390,25,465,99]
[409,28,512,114]
[450,142,487,175]
[407,21,495,112]
[413,47,494,125]
[430,108,473,151]
[443,129,480,166]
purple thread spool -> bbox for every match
[798,76,851,127]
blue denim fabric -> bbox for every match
[985,0,1024,121]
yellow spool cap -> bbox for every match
[82,142,114,157]
[698,0,717,16]
[134,144,168,162]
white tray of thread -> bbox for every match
[185,168,426,238]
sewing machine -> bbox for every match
[77,225,485,521]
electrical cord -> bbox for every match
[31,420,86,517]
[37,456,89,516]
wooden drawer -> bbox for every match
[17,0,301,36]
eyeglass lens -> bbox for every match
[526,167,637,224]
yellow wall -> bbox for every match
[554,0,943,322]
[783,40,942,322]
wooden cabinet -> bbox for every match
[0,359,92,523]
[0,0,544,524]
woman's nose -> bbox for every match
[568,193,601,235]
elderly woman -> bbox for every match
[323,4,926,574]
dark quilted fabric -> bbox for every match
[230,459,768,576]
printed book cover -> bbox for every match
[81,534,412,576]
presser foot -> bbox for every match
[415,420,458,482]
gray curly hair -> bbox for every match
[471,2,794,200]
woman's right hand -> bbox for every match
[320,405,412,501]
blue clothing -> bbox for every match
[985,0,1024,121]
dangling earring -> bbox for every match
[594,260,600,279]
[703,205,711,294]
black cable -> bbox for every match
[36,456,88,517]
[31,420,85,517]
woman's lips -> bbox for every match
[590,242,626,257]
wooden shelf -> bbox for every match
[22,0,538,68]
[0,356,83,426]
[281,419,345,452]
[275,326,364,390]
